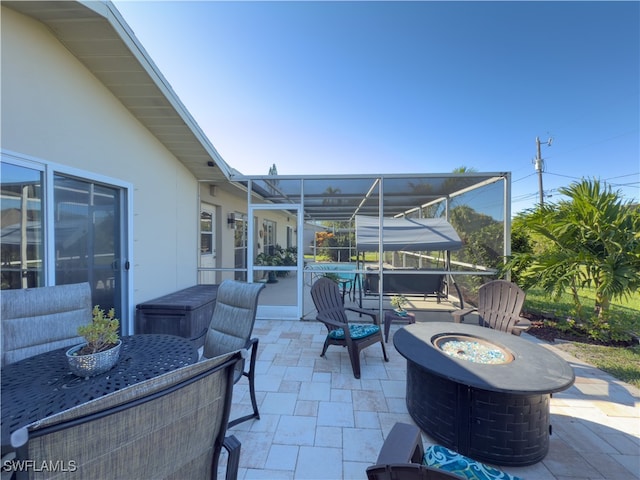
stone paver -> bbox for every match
[219,319,640,480]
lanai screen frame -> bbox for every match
[232,172,511,318]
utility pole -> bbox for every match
[533,136,552,206]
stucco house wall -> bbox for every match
[2,4,299,327]
[1,7,199,315]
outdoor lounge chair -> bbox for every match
[367,423,522,480]
[452,280,531,336]
[200,280,265,427]
[311,276,388,379]
[1,282,92,366]
[10,351,244,480]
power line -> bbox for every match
[544,171,640,189]
[544,171,639,181]
[605,172,640,180]
[543,129,638,160]
[545,171,582,180]
[512,192,539,203]
[512,172,537,183]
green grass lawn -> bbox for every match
[525,287,640,338]
[524,288,640,388]
[553,342,640,389]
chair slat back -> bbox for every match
[477,280,526,333]
[310,277,349,326]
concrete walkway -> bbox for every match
[222,317,639,480]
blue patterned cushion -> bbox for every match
[424,445,522,480]
[328,324,380,340]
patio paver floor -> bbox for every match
[219,318,639,480]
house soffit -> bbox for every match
[3,0,229,184]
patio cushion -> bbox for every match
[424,445,522,480]
[328,324,380,340]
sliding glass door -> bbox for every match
[1,158,129,325]
[53,175,126,318]
[0,162,44,289]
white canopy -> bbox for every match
[355,215,463,252]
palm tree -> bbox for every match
[506,178,640,321]
[321,187,342,206]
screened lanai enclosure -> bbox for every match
[222,172,511,320]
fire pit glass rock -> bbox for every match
[433,334,514,365]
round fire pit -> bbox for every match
[433,334,514,364]
[394,322,575,467]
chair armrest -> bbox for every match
[371,424,469,480]
[316,314,348,331]
[189,327,208,344]
[241,337,259,375]
[244,336,259,351]
[376,423,424,465]
[511,317,532,336]
[223,434,241,480]
[451,308,477,324]
[345,306,379,324]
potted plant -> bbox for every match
[322,272,341,283]
[66,305,122,378]
[278,246,297,277]
[255,251,283,283]
[390,295,409,316]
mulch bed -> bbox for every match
[522,312,637,348]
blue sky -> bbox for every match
[114,1,639,214]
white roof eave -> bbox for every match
[4,0,233,182]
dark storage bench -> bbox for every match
[135,285,218,348]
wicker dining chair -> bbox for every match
[10,351,243,480]
[311,276,388,379]
[201,280,265,427]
